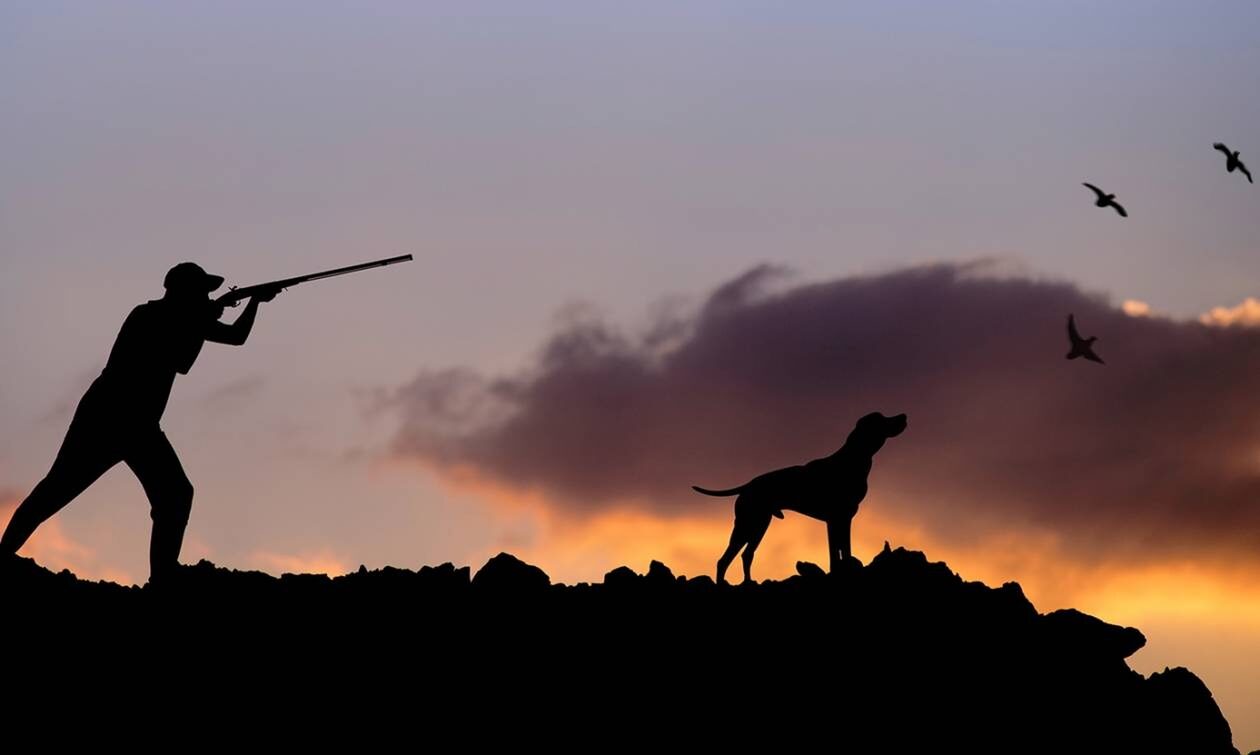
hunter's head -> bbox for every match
[163,262,224,303]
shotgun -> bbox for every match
[216,254,413,307]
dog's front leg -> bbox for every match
[826,519,851,573]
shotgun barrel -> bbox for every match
[216,254,413,307]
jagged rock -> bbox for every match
[795,560,826,579]
[419,561,471,589]
[471,552,549,591]
[279,572,332,591]
[646,560,674,585]
[992,581,1038,620]
[1042,608,1146,659]
[1,549,1242,753]
[1146,666,1237,754]
[603,565,639,587]
[869,544,949,582]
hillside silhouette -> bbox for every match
[1,544,1241,753]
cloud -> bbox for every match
[200,375,266,408]
[1200,297,1260,328]
[381,261,1260,569]
[1122,299,1152,318]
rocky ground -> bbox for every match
[0,544,1241,753]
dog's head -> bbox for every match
[844,412,908,454]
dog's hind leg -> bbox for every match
[718,495,773,584]
[739,512,773,584]
[716,528,744,584]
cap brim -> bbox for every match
[203,274,224,292]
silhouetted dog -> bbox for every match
[693,412,907,583]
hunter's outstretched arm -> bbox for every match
[206,288,278,346]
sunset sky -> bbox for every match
[2,2,1258,744]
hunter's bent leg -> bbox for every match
[125,430,193,581]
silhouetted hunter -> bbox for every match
[0,264,282,582]
[693,412,907,583]
[0,255,412,582]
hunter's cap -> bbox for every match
[164,262,224,294]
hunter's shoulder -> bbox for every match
[124,299,163,320]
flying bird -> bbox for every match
[1066,314,1104,365]
[1083,183,1128,217]
[1213,142,1253,184]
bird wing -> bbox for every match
[1082,182,1105,199]
[1084,350,1105,365]
[1240,162,1253,183]
[1112,202,1128,217]
[1067,314,1082,342]
[1214,142,1231,156]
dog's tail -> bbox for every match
[691,484,745,497]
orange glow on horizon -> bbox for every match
[410,463,1260,623]
[248,550,350,577]
[0,498,136,586]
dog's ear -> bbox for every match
[861,413,887,436]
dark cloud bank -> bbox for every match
[384,262,1260,565]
